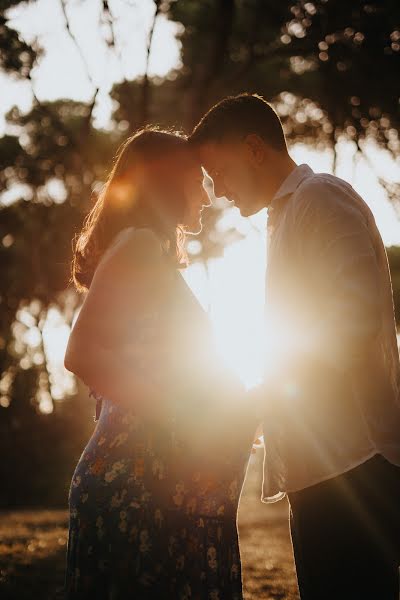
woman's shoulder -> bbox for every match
[110,226,163,257]
[99,227,164,273]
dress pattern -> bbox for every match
[65,396,253,599]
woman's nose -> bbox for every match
[212,179,227,200]
[201,188,212,207]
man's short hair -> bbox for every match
[190,93,287,151]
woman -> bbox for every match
[64,128,258,599]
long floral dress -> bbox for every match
[64,259,257,600]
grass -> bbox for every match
[0,450,299,599]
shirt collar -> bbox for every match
[269,163,314,211]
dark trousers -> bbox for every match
[288,454,400,600]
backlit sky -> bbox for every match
[0,0,181,131]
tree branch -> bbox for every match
[59,0,99,99]
[101,1,117,49]
[139,0,161,125]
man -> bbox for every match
[190,93,400,600]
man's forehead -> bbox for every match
[197,140,232,167]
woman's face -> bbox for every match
[182,162,211,235]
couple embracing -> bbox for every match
[64,94,400,600]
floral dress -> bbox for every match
[64,264,257,600]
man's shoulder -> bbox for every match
[293,171,369,220]
[297,171,353,197]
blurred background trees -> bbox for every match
[0,0,399,506]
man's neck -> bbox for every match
[264,156,297,208]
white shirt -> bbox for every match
[261,164,400,503]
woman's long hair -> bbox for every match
[72,128,189,292]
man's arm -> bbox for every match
[292,178,381,371]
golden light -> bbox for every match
[42,308,76,405]
[183,207,267,390]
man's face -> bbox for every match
[197,138,267,217]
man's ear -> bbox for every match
[244,134,265,165]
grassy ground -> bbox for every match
[0,450,299,599]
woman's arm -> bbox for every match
[64,228,172,414]
[65,335,165,415]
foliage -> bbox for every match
[173,0,400,159]
[0,13,38,76]
[0,384,95,507]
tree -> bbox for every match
[167,0,400,163]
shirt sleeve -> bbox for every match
[291,178,381,371]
